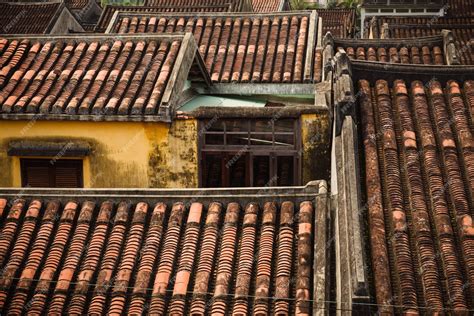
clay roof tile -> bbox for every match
[0,35,197,118]
[361,77,474,314]
[0,190,318,315]
[111,11,320,84]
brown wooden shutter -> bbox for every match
[23,164,50,187]
[55,160,83,188]
[21,159,83,188]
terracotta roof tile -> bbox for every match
[447,0,474,17]
[0,200,41,310]
[65,0,89,10]
[210,202,240,314]
[95,4,234,33]
[252,0,284,12]
[0,199,7,218]
[26,201,79,314]
[0,188,320,314]
[88,201,131,315]
[47,200,95,314]
[149,202,185,313]
[0,199,26,266]
[168,202,203,313]
[232,203,258,314]
[0,34,202,118]
[108,202,149,315]
[144,0,246,10]
[296,201,313,315]
[189,202,222,313]
[360,78,474,313]
[316,9,355,38]
[253,202,276,314]
[273,201,294,313]
[0,2,63,34]
[68,201,112,315]
[129,203,166,314]
[111,12,320,83]
[342,44,445,65]
[370,16,474,65]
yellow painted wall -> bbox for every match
[0,119,198,188]
[1,114,329,188]
[301,112,331,183]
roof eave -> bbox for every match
[160,33,211,120]
[351,60,474,83]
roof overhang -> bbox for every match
[351,60,474,84]
[192,83,317,95]
[95,4,234,32]
[104,10,320,91]
[334,34,444,49]
[0,33,211,122]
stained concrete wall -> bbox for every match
[301,112,331,183]
[0,119,198,188]
[148,119,198,188]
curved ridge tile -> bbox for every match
[295,201,313,316]
[88,201,131,315]
[107,202,149,316]
[232,202,259,315]
[47,200,95,314]
[168,202,203,314]
[128,202,167,315]
[189,202,223,314]
[68,201,113,315]
[253,201,276,314]
[8,200,60,314]
[0,199,26,265]
[273,201,294,314]
[149,202,185,315]
[210,202,240,316]
[0,199,41,310]
[26,201,79,315]
[410,80,469,312]
[374,80,419,313]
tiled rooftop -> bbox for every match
[109,11,320,84]
[0,2,63,34]
[341,42,445,65]
[316,9,355,38]
[0,34,205,119]
[65,0,89,10]
[360,78,474,313]
[371,16,474,65]
[0,183,327,315]
[251,0,284,12]
[95,4,233,32]
[447,0,474,17]
[144,0,248,11]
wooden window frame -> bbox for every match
[20,158,84,188]
[198,118,302,187]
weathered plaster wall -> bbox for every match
[301,112,331,184]
[49,8,84,34]
[0,120,198,188]
[148,119,198,188]
[73,0,102,23]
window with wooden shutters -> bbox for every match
[21,159,83,188]
[199,118,301,187]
